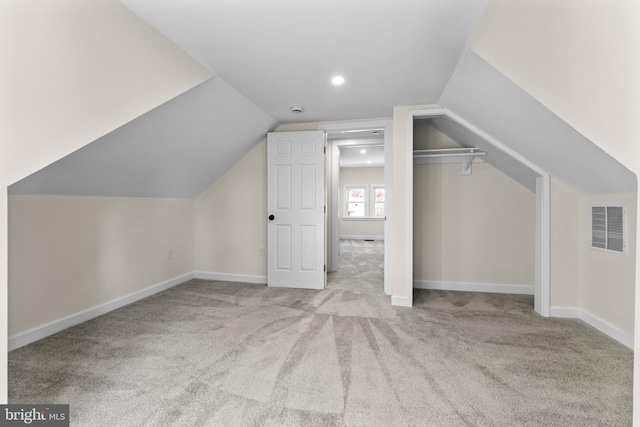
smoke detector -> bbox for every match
[291,106,304,114]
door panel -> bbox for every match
[267,131,326,289]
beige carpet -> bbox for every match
[9,241,633,426]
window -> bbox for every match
[345,185,367,217]
[591,205,626,254]
[344,184,385,219]
[371,185,385,218]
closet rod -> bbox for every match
[413,152,486,159]
[414,147,479,153]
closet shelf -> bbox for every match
[413,147,486,175]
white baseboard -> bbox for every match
[413,280,534,295]
[549,306,634,349]
[391,295,411,307]
[194,271,267,285]
[8,272,194,351]
[340,235,384,241]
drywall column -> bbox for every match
[391,104,450,307]
[391,106,413,307]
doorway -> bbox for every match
[396,107,550,314]
[319,119,393,296]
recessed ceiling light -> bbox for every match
[360,149,367,154]
[332,75,345,86]
[291,106,304,114]
[367,161,372,164]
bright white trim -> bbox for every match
[340,235,384,241]
[331,141,340,272]
[8,272,194,351]
[413,280,534,295]
[550,306,634,349]
[383,122,393,296]
[535,174,551,317]
[401,110,415,307]
[391,295,411,307]
[194,271,267,284]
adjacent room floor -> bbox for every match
[9,240,633,426]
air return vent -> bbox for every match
[591,205,626,254]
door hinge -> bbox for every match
[324,205,326,213]
[324,264,326,272]
[324,146,326,154]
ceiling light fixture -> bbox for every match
[360,149,367,154]
[332,75,345,85]
[291,106,304,114]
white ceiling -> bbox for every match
[11,1,636,198]
[338,140,385,168]
[119,0,490,123]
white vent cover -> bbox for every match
[591,205,626,254]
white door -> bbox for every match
[267,131,326,289]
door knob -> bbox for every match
[268,215,275,221]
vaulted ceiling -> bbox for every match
[9,0,636,197]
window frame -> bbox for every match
[343,184,385,220]
[370,184,386,219]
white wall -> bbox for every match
[0,0,212,401]
[469,0,640,418]
[580,192,636,336]
[550,178,636,338]
[549,178,581,308]
[194,123,326,279]
[339,167,385,239]
[194,141,268,278]
[413,121,535,289]
[9,196,195,336]
[413,162,535,288]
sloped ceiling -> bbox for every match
[11,0,489,198]
[9,77,277,198]
[425,117,539,192]
[119,0,490,123]
[11,1,636,198]
[439,49,637,194]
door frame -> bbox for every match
[319,119,394,296]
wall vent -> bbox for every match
[590,205,626,254]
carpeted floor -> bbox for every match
[9,240,633,426]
